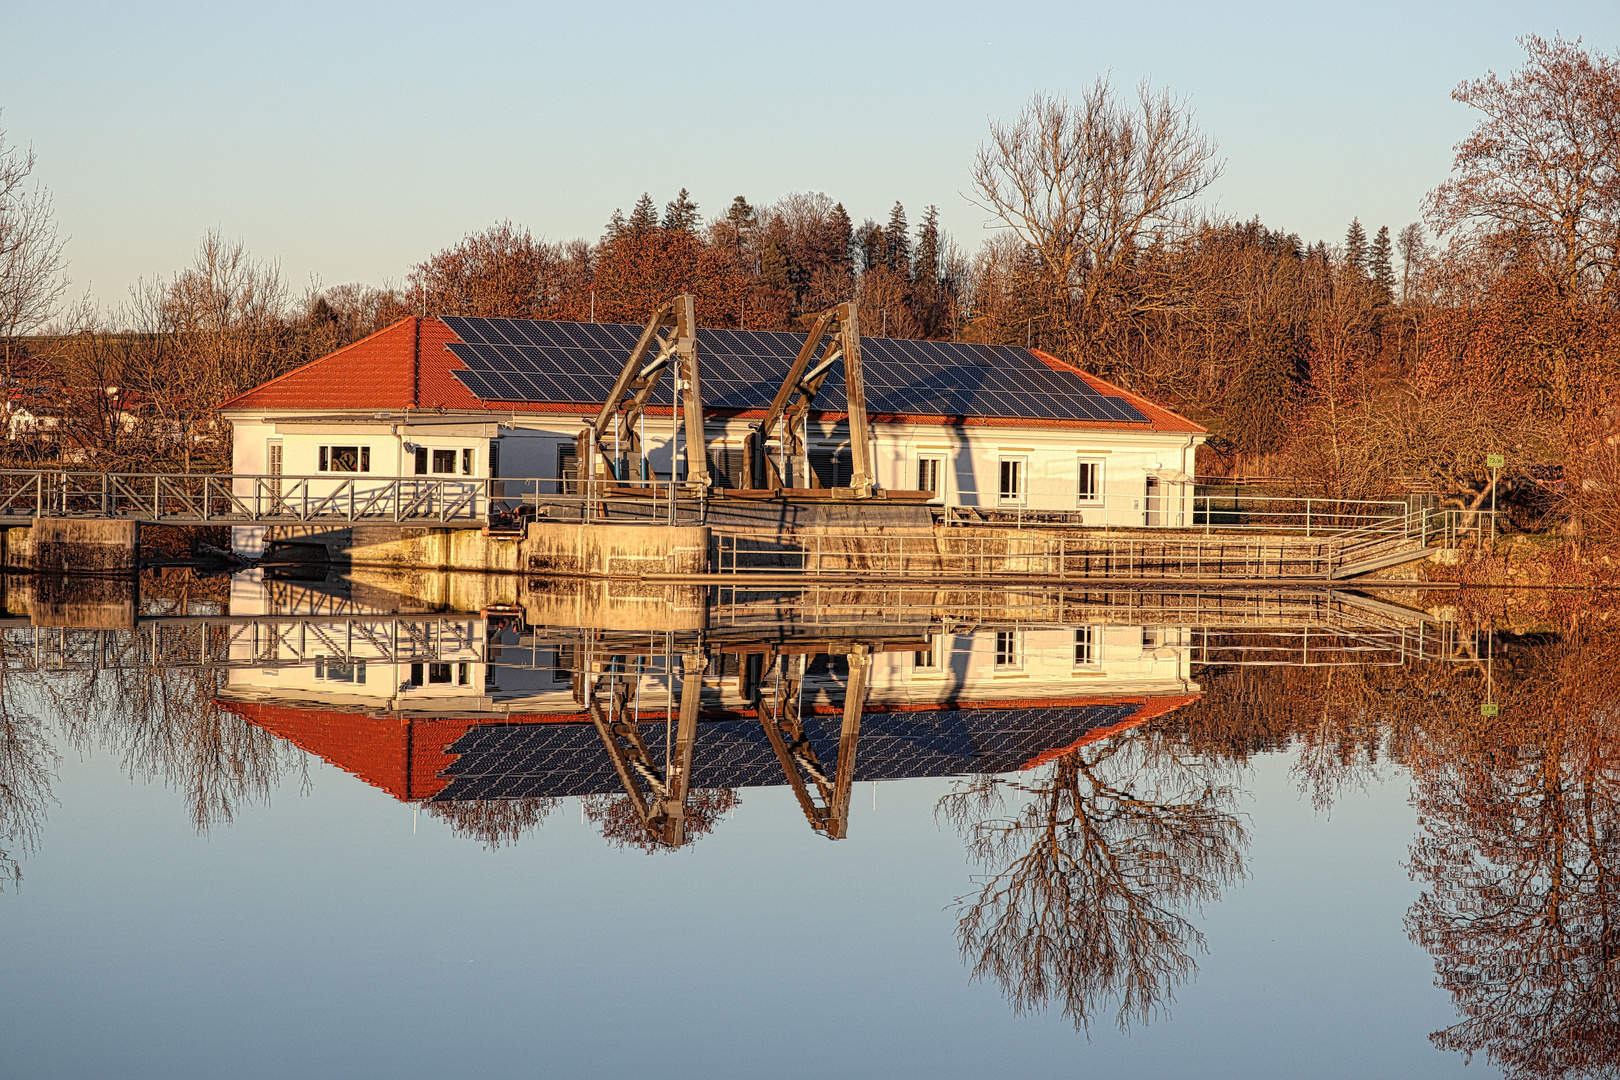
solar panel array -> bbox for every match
[431,703,1140,802]
[440,317,1149,424]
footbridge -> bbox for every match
[0,470,585,527]
[0,469,1468,582]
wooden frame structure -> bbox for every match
[741,302,874,498]
[575,293,710,491]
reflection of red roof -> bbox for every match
[221,316,1204,434]
[220,700,470,801]
[1017,694,1202,769]
[220,692,1201,802]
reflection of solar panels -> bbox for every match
[440,317,1149,424]
[431,703,1140,802]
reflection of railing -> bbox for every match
[0,616,484,673]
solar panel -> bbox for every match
[440,317,1151,422]
[431,703,1141,802]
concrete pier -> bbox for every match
[3,518,140,573]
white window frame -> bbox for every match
[994,629,1022,670]
[1072,626,1100,668]
[916,454,945,500]
[318,445,370,473]
[998,457,1027,506]
[911,635,945,678]
[1076,456,1104,504]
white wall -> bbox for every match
[227,410,1201,528]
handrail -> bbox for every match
[0,471,710,525]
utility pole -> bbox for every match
[1485,453,1504,549]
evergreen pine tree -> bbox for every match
[760,240,792,292]
[628,193,659,234]
[914,206,941,288]
[913,206,944,336]
[1343,218,1368,272]
[1369,225,1395,304]
[662,188,699,233]
[885,202,911,275]
[857,221,884,274]
[603,208,628,243]
[828,203,854,277]
[725,195,755,232]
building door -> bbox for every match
[1144,476,1162,526]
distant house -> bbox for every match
[220,315,1205,528]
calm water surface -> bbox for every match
[0,571,1602,1079]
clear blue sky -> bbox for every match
[5,0,1618,311]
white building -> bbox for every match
[221,315,1207,551]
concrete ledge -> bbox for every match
[523,522,710,630]
[525,521,710,577]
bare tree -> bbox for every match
[0,114,69,384]
[1396,222,1428,304]
[969,80,1223,371]
[1426,35,1620,302]
[939,731,1245,1031]
[126,231,291,469]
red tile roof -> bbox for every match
[223,316,1205,434]
[1031,350,1207,434]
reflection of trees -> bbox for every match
[0,656,53,889]
[36,653,297,833]
[1405,631,1620,1080]
[423,797,559,850]
[1163,651,1481,810]
[582,788,740,853]
[939,730,1245,1030]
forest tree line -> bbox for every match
[1,35,1617,534]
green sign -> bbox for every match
[1486,454,1505,469]
[1481,702,1500,717]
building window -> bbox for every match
[428,662,453,684]
[1143,628,1160,649]
[995,630,1021,670]
[461,448,475,476]
[413,447,429,475]
[917,456,942,496]
[998,458,1026,505]
[433,449,457,474]
[1073,627,1098,667]
[315,657,365,684]
[318,446,369,473]
[457,662,470,686]
[913,636,942,672]
[1077,459,1102,503]
[557,443,579,494]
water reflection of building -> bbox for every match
[218,571,1201,840]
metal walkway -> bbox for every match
[0,470,703,527]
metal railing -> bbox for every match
[937,490,1408,534]
[0,471,709,526]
